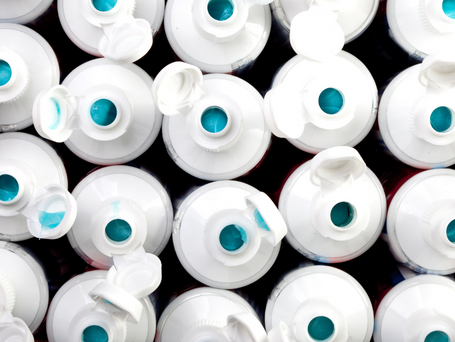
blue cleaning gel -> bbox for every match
[319,88,344,115]
[330,202,354,228]
[307,316,335,341]
[207,0,234,21]
[201,107,228,133]
[447,220,455,243]
[90,99,117,126]
[82,325,109,342]
[105,219,132,243]
[0,174,19,202]
[91,0,117,12]
[430,107,452,133]
[0,60,12,87]
[219,224,247,251]
[443,0,455,19]
[424,331,450,342]
[253,209,270,231]
[38,211,66,229]
[48,98,61,130]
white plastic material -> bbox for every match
[0,0,53,24]
[156,287,265,342]
[46,270,157,342]
[385,169,455,275]
[155,62,271,180]
[173,181,285,289]
[164,0,272,73]
[265,51,377,153]
[374,275,455,342]
[34,58,162,165]
[0,24,59,132]
[387,0,455,60]
[378,52,455,168]
[265,265,374,342]
[279,146,386,263]
[58,0,165,63]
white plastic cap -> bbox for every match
[0,47,30,104]
[422,0,455,34]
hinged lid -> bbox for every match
[419,50,455,93]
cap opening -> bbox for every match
[443,0,455,19]
[91,0,117,12]
[105,219,132,243]
[219,224,247,251]
[207,0,234,21]
[447,220,455,243]
[424,331,450,342]
[308,316,335,341]
[330,202,355,228]
[0,174,19,202]
[82,325,109,342]
[430,107,454,133]
[201,106,228,133]
[0,60,12,87]
[90,99,117,126]
[319,88,344,115]
[38,198,66,230]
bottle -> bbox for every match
[0,0,53,25]
[152,62,271,181]
[386,0,455,61]
[173,180,287,289]
[266,265,374,342]
[164,0,273,74]
[0,24,59,132]
[57,0,165,63]
[67,165,173,269]
[377,50,455,168]
[278,146,386,263]
[374,275,455,342]
[156,287,267,342]
[33,58,163,165]
[0,132,77,241]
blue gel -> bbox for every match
[90,99,117,126]
[253,209,270,231]
[48,98,61,130]
[308,316,335,341]
[319,88,344,115]
[424,331,450,342]
[219,224,246,251]
[0,60,12,87]
[105,219,132,243]
[207,0,234,21]
[201,107,228,133]
[91,0,117,12]
[430,107,453,133]
[82,325,109,342]
[330,202,354,228]
[38,211,66,229]
[0,175,19,202]
[447,220,455,243]
[443,0,455,19]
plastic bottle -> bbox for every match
[278,146,386,263]
[57,0,164,63]
[378,50,455,168]
[0,132,77,241]
[266,265,374,342]
[0,0,54,25]
[173,180,287,289]
[0,24,59,132]
[386,0,455,61]
[33,58,163,165]
[374,275,455,342]
[164,0,273,74]
[152,62,271,181]
[67,165,173,269]
[156,287,267,342]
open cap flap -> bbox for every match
[419,50,455,93]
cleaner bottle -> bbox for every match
[0,24,59,132]
[67,165,173,269]
[152,62,271,181]
[278,146,386,263]
[173,180,287,289]
[0,0,53,25]
[33,58,163,165]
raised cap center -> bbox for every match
[330,202,355,228]
[430,107,453,133]
[308,316,335,341]
[105,219,132,243]
[219,224,246,251]
[424,331,450,342]
[82,325,109,342]
[90,99,117,127]
[319,88,344,115]
[201,106,228,133]
[0,60,12,87]
[91,0,117,12]
[207,0,234,21]
[443,0,455,19]
[0,174,18,202]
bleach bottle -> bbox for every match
[67,165,173,269]
[0,24,59,132]
[33,58,163,165]
[164,0,273,74]
[384,168,455,275]
[0,0,53,25]
[378,50,455,169]
[58,0,164,63]
[0,241,49,340]
[156,287,267,342]
[386,0,455,60]
[152,62,271,181]
[173,180,287,289]
[0,132,76,241]
[375,275,455,342]
[278,146,386,263]
[266,265,374,342]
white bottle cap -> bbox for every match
[0,47,29,104]
[0,0,53,25]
